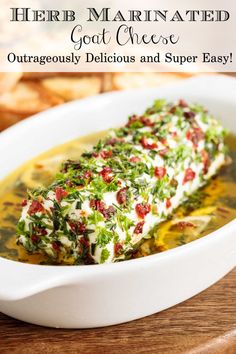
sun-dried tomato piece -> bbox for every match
[116,187,128,205]
[21,199,27,207]
[31,235,39,243]
[140,137,157,150]
[69,221,86,234]
[126,115,139,127]
[28,200,44,215]
[129,156,141,163]
[92,152,99,158]
[186,127,204,147]
[105,205,116,219]
[179,99,188,108]
[34,227,48,236]
[55,187,68,202]
[100,150,113,159]
[79,236,90,248]
[166,198,172,209]
[84,171,93,180]
[158,148,169,157]
[105,138,123,146]
[140,116,154,127]
[183,168,196,184]
[184,111,195,119]
[90,199,115,219]
[154,167,166,179]
[100,167,113,183]
[135,203,151,218]
[134,221,145,234]
[171,131,177,138]
[52,241,61,251]
[114,243,123,255]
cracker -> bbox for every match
[110,72,187,90]
[0,72,23,95]
[41,76,102,101]
[0,81,63,116]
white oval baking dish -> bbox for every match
[0,75,236,328]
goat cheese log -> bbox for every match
[17,99,228,264]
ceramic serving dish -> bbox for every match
[0,75,236,328]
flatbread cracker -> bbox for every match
[0,72,23,95]
[109,72,188,90]
[0,81,63,115]
[41,76,102,101]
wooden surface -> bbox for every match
[0,267,235,354]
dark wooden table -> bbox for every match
[0,267,236,354]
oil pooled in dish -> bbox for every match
[0,118,235,265]
[0,133,235,264]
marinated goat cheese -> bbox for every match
[17,99,228,264]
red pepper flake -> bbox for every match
[55,187,68,202]
[100,150,113,159]
[105,138,121,146]
[154,167,166,179]
[176,221,196,230]
[184,111,195,119]
[183,168,196,184]
[92,152,99,158]
[186,130,192,141]
[52,241,61,251]
[105,206,116,219]
[140,137,157,150]
[159,148,169,157]
[90,199,104,210]
[140,116,154,127]
[66,180,74,188]
[84,171,93,180]
[79,236,89,248]
[114,243,123,255]
[166,198,172,209]
[171,131,177,138]
[129,156,141,163]
[134,221,145,234]
[179,99,188,108]
[28,200,44,215]
[116,187,128,205]
[135,203,151,219]
[100,167,113,183]
[31,235,39,243]
[21,199,28,207]
[159,138,167,146]
[170,106,176,114]
[69,221,86,234]
[90,199,115,219]
[39,229,48,236]
[78,222,86,233]
[69,221,76,232]
[186,127,204,147]
[126,115,138,127]
[193,127,204,142]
